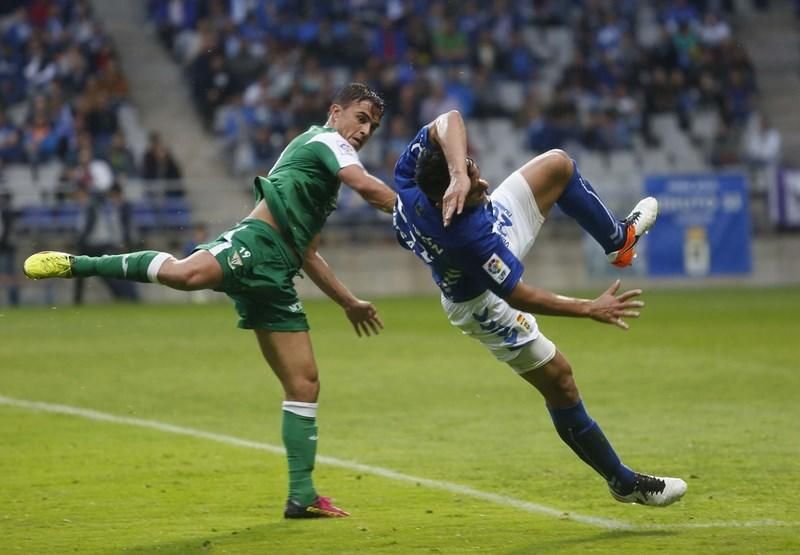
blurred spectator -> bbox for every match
[23,37,56,93]
[698,12,731,47]
[419,80,463,126]
[743,111,782,201]
[382,115,412,160]
[0,190,19,306]
[142,131,184,197]
[742,110,780,231]
[672,21,700,69]
[710,122,741,168]
[526,105,568,153]
[743,112,782,169]
[662,0,701,33]
[0,43,25,105]
[504,30,538,80]
[64,145,115,193]
[95,58,130,106]
[472,66,508,119]
[432,17,469,65]
[249,125,276,173]
[85,90,119,156]
[372,17,407,63]
[23,104,59,164]
[721,69,756,127]
[73,183,139,305]
[0,110,23,164]
[145,0,759,186]
[106,130,136,177]
[473,29,498,72]
[582,108,633,152]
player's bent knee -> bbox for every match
[285,373,320,402]
[544,148,571,162]
[542,149,574,181]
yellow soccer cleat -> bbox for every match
[23,251,75,280]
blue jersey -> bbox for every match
[392,126,524,302]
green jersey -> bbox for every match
[253,125,363,255]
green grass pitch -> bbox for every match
[1,287,799,554]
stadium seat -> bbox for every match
[641,148,672,174]
[17,205,57,234]
[159,197,192,229]
[497,82,525,113]
[53,203,81,231]
[691,109,719,146]
[131,201,159,231]
[609,152,638,176]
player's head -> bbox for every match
[327,83,385,151]
[415,147,489,208]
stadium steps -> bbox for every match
[734,2,800,165]
[88,0,246,233]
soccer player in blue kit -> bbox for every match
[393,110,687,506]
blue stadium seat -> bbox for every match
[17,205,57,234]
[131,201,158,231]
[158,197,191,230]
[54,203,80,231]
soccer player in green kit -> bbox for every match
[23,83,398,519]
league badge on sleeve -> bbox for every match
[337,138,356,156]
[482,253,511,284]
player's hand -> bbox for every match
[587,280,644,330]
[442,172,471,227]
[344,299,384,337]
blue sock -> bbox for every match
[556,161,626,253]
[548,400,636,493]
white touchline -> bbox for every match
[1,395,797,532]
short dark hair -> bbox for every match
[414,146,450,201]
[332,82,385,115]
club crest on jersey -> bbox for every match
[227,251,243,269]
[482,253,510,284]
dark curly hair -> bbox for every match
[332,82,385,115]
[414,146,450,202]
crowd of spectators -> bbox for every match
[148,0,764,178]
[0,0,185,203]
[0,0,189,305]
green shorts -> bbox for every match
[196,219,309,331]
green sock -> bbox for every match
[282,403,318,505]
[71,251,168,282]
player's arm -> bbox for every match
[302,233,384,337]
[505,279,644,330]
[338,164,396,213]
[428,110,471,226]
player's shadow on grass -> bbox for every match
[106,522,340,555]
[503,529,677,554]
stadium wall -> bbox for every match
[12,229,800,308]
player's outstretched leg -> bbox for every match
[606,197,659,268]
[520,349,687,508]
[24,250,172,283]
[551,156,658,268]
[610,472,687,507]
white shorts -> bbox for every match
[489,170,545,259]
[441,171,555,368]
